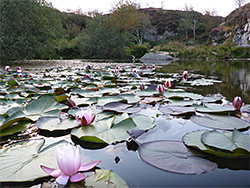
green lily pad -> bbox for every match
[233,129,250,152]
[201,130,250,154]
[103,102,131,113]
[136,90,158,97]
[97,96,125,106]
[159,106,196,116]
[164,91,203,100]
[202,130,237,152]
[0,138,67,182]
[36,116,78,132]
[84,169,129,188]
[120,94,141,104]
[183,130,249,157]
[24,98,67,121]
[138,140,217,174]
[71,114,155,144]
[0,120,31,137]
[0,111,26,131]
[190,114,250,130]
[195,103,235,114]
[71,89,102,98]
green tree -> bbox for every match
[0,0,63,61]
[78,11,131,59]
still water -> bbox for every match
[0,59,249,187]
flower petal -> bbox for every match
[75,115,82,124]
[73,146,82,173]
[81,116,89,126]
[70,172,86,182]
[90,115,96,124]
[79,160,101,171]
[56,174,70,185]
[57,144,76,175]
[40,165,62,177]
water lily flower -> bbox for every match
[114,69,119,73]
[140,84,145,90]
[16,66,22,73]
[40,144,101,185]
[233,96,242,110]
[67,98,76,108]
[164,80,172,88]
[18,73,23,77]
[182,71,188,81]
[5,66,10,71]
[156,84,165,93]
[75,110,95,126]
[85,74,91,79]
[152,64,156,69]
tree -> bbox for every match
[179,4,194,38]
[0,0,63,61]
[106,0,151,46]
[235,0,246,7]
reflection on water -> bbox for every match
[158,60,250,104]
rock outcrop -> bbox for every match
[211,3,250,46]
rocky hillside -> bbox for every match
[211,3,250,46]
[139,8,223,43]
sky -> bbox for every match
[48,0,242,17]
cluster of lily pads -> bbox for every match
[0,63,249,186]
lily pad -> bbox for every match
[36,116,78,132]
[201,129,250,153]
[164,92,203,100]
[0,138,67,182]
[138,140,217,174]
[0,111,26,131]
[24,98,67,121]
[84,169,129,188]
[0,120,31,137]
[183,130,249,157]
[71,114,155,144]
[195,104,235,114]
[190,114,250,130]
[201,130,237,152]
[233,129,250,152]
[159,106,196,116]
[103,102,132,113]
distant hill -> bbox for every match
[211,3,250,46]
[139,8,223,43]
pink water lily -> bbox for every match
[164,80,172,88]
[16,66,22,73]
[182,71,188,81]
[75,110,95,126]
[5,66,10,71]
[67,98,76,108]
[85,74,91,79]
[156,84,165,93]
[233,96,242,110]
[140,84,145,90]
[41,144,101,185]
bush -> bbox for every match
[126,44,149,58]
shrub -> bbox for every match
[126,44,149,58]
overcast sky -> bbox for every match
[48,0,245,17]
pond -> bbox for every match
[0,59,249,188]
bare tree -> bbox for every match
[235,0,246,8]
